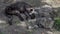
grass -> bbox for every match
[54,17,60,31]
[0,32,4,34]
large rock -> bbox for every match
[34,5,54,28]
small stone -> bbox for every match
[47,31,53,34]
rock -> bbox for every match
[35,5,54,29]
[0,20,6,23]
[46,31,53,34]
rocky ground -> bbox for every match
[0,22,59,34]
[0,22,51,34]
[0,0,60,34]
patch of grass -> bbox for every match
[15,20,21,24]
[0,32,4,34]
[54,17,60,31]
